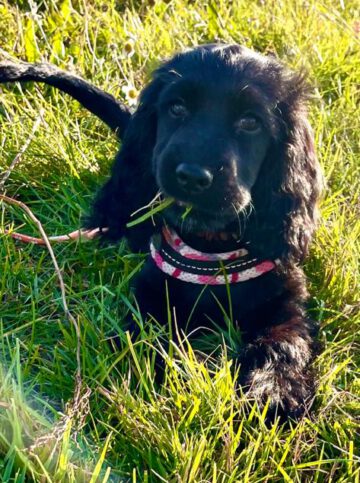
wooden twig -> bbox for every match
[2,227,106,245]
[0,110,44,193]
[1,194,96,453]
[0,194,82,384]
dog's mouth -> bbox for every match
[162,195,251,235]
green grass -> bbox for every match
[0,0,359,481]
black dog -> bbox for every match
[0,44,323,420]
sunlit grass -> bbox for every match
[0,0,359,481]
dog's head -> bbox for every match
[124,44,322,261]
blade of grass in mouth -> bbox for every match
[181,205,193,220]
[126,198,174,227]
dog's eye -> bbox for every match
[168,101,188,119]
[235,115,261,133]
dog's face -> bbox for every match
[124,43,320,259]
[149,45,282,232]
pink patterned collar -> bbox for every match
[150,226,279,285]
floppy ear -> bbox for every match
[85,75,167,250]
[279,109,323,262]
[249,84,323,264]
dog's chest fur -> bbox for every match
[133,226,286,343]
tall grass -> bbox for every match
[0,1,359,481]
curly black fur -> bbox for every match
[0,44,323,421]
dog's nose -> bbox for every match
[175,163,213,193]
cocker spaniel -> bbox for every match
[0,44,323,420]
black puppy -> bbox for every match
[0,44,323,419]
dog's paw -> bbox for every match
[244,367,311,422]
[237,342,315,422]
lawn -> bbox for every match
[0,0,359,481]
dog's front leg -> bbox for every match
[238,317,318,421]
